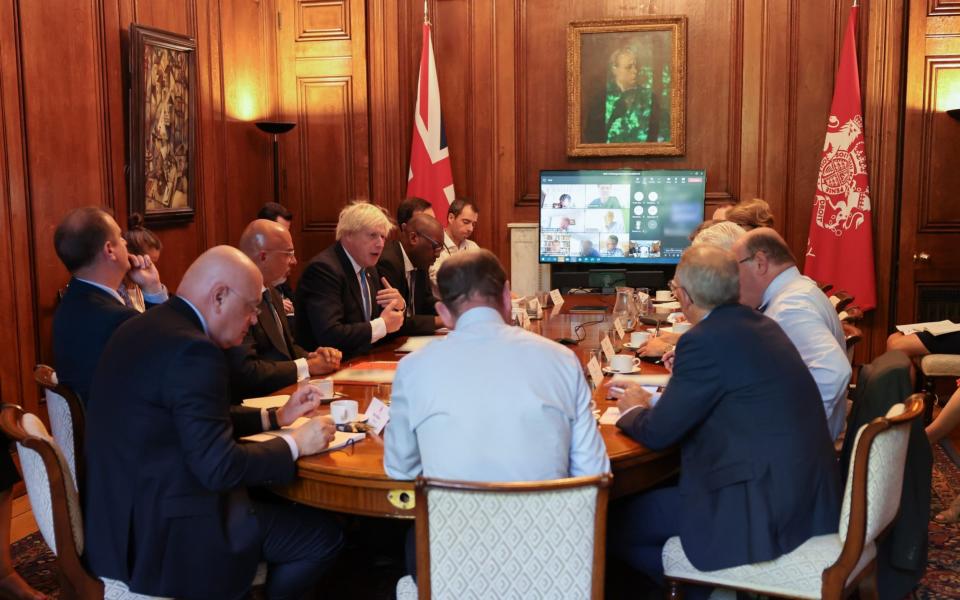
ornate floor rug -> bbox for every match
[11,444,960,599]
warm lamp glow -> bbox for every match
[227,74,262,121]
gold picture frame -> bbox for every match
[567,16,687,157]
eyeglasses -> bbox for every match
[737,253,757,264]
[226,286,261,316]
[264,248,296,258]
[667,279,686,298]
[415,231,443,252]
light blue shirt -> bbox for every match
[384,306,610,481]
[76,277,168,306]
[761,267,851,440]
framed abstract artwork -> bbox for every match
[129,25,197,226]
[567,16,687,157]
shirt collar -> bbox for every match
[75,277,124,305]
[342,246,363,275]
[176,295,209,335]
[453,306,505,330]
[399,243,415,274]
[761,266,801,309]
[442,231,467,253]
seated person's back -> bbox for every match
[385,249,609,482]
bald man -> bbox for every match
[227,219,341,400]
[84,246,342,599]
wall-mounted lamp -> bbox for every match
[255,121,296,203]
[948,108,960,121]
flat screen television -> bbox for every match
[539,169,706,265]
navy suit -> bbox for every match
[225,288,308,401]
[294,241,386,359]
[84,297,341,599]
[376,240,438,336]
[614,303,841,576]
[52,278,141,405]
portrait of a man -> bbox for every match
[567,17,686,157]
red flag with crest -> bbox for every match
[406,20,455,224]
[803,5,876,310]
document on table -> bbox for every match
[896,320,960,336]
[241,395,289,410]
[330,361,398,384]
[613,373,670,387]
[395,336,442,353]
[242,419,365,453]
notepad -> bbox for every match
[241,395,289,410]
[395,336,442,353]
[330,361,398,384]
[611,373,670,387]
[896,320,960,337]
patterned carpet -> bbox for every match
[12,445,960,599]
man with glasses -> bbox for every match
[732,228,850,440]
[85,245,343,599]
[604,245,840,598]
[377,213,445,335]
[227,219,342,400]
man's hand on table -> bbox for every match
[308,347,342,375]
[277,385,325,426]
[290,416,337,455]
[605,380,653,416]
[638,335,674,357]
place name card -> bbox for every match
[613,318,626,340]
[586,355,604,389]
[600,335,616,362]
[366,397,390,435]
[550,289,564,309]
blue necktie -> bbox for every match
[117,286,133,308]
[359,269,371,321]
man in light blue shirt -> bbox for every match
[733,228,851,440]
[385,249,610,482]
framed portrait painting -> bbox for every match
[129,25,197,226]
[567,17,687,157]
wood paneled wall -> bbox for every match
[367,0,909,361]
[0,0,280,414]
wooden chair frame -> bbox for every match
[34,364,87,493]
[666,393,924,600]
[414,473,613,600]
[0,403,104,599]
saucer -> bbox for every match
[622,342,648,350]
[603,365,642,375]
[319,392,346,403]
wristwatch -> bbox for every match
[267,407,281,430]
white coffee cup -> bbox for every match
[672,322,692,334]
[655,290,674,302]
[630,331,651,346]
[310,378,334,398]
[610,354,641,373]
[330,399,359,424]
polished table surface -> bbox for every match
[271,295,679,518]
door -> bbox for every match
[896,1,960,325]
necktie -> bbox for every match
[117,286,133,308]
[406,271,416,317]
[359,269,371,321]
[263,289,284,332]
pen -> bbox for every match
[609,386,625,394]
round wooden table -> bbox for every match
[271,295,679,519]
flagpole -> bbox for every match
[424,0,429,24]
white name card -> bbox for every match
[587,356,604,389]
[600,335,616,362]
[366,397,390,435]
[613,318,626,340]
[550,289,564,308]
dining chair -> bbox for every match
[34,364,85,489]
[396,473,612,600]
[828,291,855,313]
[661,393,924,600]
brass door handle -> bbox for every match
[913,251,931,264]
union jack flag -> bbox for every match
[406,22,455,224]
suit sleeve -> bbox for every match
[617,332,724,450]
[165,340,295,490]
[297,260,373,355]
[224,334,299,399]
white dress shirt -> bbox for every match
[429,231,480,285]
[384,306,610,481]
[76,277,168,306]
[761,267,851,440]
[342,247,388,344]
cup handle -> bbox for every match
[632,357,642,368]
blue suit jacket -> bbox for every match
[618,303,842,571]
[84,297,293,599]
[52,278,141,405]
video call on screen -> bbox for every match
[539,170,706,265]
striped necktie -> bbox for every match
[359,269,371,321]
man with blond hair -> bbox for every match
[295,202,406,358]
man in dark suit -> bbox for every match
[377,213,444,336]
[84,246,342,599]
[227,219,342,399]
[51,206,169,404]
[295,202,405,358]
[257,201,296,315]
[606,245,841,595]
